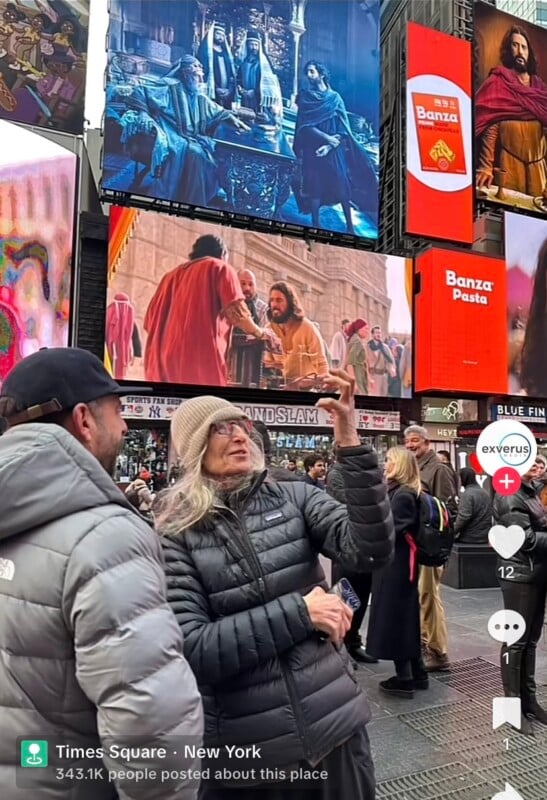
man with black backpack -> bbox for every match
[404,426,458,673]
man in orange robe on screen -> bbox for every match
[144,234,270,386]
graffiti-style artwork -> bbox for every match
[0,0,90,134]
[0,125,76,385]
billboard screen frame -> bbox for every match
[101,0,381,247]
[405,21,474,244]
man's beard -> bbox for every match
[98,440,123,478]
[183,74,201,93]
[268,308,292,325]
[247,52,259,63]
[513,56,528,73]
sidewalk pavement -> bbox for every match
[359,585,547,799]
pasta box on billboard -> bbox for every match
[414,248,507,394]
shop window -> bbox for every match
[116,428,170,491]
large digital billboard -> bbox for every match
[102,0,380,240]
[475,2,547,215]
[105,208,411,397]
[0,0,90,134]
[405,22,473,244]
[0,121,76,384]
[414,248,507,394]
[506,211,547,397]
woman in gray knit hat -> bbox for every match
[158,370,394,800]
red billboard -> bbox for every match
[406,22,473,244]
[415,248,507,394]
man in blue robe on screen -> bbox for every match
[107,54,249,206]
[294,60,377,234]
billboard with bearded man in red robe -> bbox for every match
[475,2,547,215]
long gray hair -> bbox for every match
[157,435,265,535]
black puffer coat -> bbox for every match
[161,444,394,772]
[493,482,547,582]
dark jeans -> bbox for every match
[198,726,375,800]
[500,578,547,706]
[332,568,372,650]
[394,657,428,681]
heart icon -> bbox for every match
[488,525,526,559]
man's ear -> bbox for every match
[70,403,94,447]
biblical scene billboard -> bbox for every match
[0,121,76,385]
[505,212,547,398]
[102,0,380,240]
[105,208,411,397]
[475,3,547,215]
[0,0,90,134]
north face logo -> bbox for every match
[0,558,15,581]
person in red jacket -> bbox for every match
[144,234,271,386]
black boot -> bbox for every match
[500,645,534,736]
[521,646,547,725]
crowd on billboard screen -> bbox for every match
[0,0,89,134]
[506,212,547,397]
[475,2,547,215]
[102,0,380,239]
[105,210,411,397]
[0,121,75,385]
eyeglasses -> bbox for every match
[211,419,254,437]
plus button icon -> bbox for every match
[492,467,521,497]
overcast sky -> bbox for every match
[84,0,109,130]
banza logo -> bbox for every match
[415,106,459,124]
[445,269,494,305]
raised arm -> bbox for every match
[297,369,394,571]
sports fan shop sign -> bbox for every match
[121,397,401,432]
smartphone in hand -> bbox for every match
[330,577,361,612]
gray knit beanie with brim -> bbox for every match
[171,396,248,468]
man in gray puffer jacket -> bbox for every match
[0,348,203,800]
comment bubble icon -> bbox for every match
[488,610,526,647]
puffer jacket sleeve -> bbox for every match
[62,509,204,800]
[493,493,547,557]
[326,463,346,503]
[292,444,394,571]
[162,536,315,685]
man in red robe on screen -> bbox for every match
[144,234,270,386]
[476,25,547,199]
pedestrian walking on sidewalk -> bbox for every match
[454,468,492,544]
[157,370,395,800]
[493,461,547,735]
[367,446,428,697]
[404,425,458,672]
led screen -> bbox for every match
[0,0,90,134]
[505,211,547,397]
[106,208,411,396]
[0,120,76,385]
[103,0,380,239]
[475,2,547,215]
